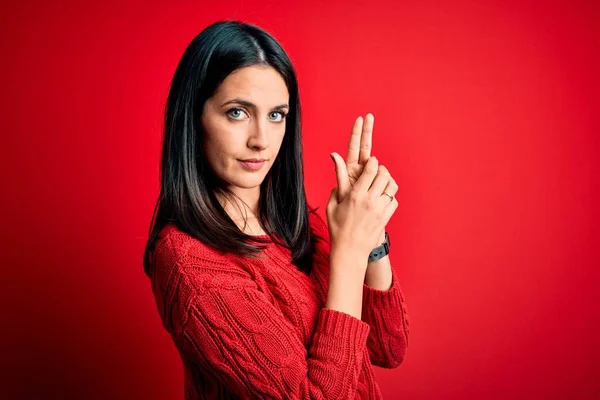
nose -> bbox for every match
[247,119,269,151]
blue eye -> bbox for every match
[226,108,287,122]
[227,108,247,120]
[269,111,286,122]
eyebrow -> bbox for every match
[220,98,289,110]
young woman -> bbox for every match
[143,20,410,399]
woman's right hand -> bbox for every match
[326,156,398,259]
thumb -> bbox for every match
[326,187,338,217]
[330,152,350,201]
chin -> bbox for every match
[227,174,266,189]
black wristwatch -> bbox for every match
[368,232,390,262]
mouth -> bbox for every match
[238,159,267,171]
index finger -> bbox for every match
[346,116,363,165]
[354,156,379,193]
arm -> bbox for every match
[152,233,371,400]
[309,211,409,369]
[362,264,410,368]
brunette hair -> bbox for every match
[143,21,317,275]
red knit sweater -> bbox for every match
[147,210,410,399]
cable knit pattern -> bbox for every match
[147,211,409,399]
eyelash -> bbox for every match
[226,108,288,122]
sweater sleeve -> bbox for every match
[151,232,371,400]
[308,211,409,369]
[361,267,410,368]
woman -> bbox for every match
[143,20,410,399]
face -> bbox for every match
[201,65,289,198]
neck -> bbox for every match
[217,187,266,236]
[217,186,261,221]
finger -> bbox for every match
[330,152,350,201]
[379,176,399,206]
[358,113,374,165]
[353,156,379,193]
[382,196,399,224]
[346,116,363,165]
[326,187,338,215]
[368,165,391,198]
[383,177,399,197]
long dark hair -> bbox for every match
[143,21,317,276]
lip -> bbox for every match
[239,159,266,171]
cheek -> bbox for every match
[203,133,242,175]
[202,119,228,155]
[272,129,286,151]
[205,139,230,167]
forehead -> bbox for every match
[213,65,289,105]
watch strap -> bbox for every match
[368,232,390,262]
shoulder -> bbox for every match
[151,223,253,287]
[153,223,229,267]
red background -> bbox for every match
[1,0,598,398]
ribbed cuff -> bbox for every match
[317,308,370,344]
[363,267,404,310]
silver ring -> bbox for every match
[382,192,394,201]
